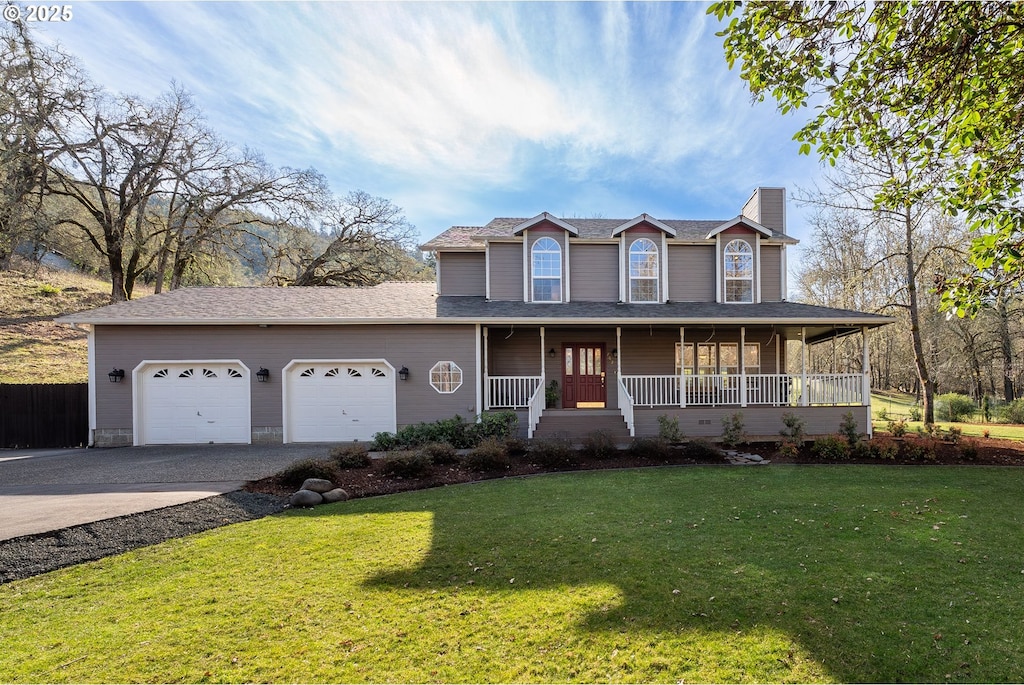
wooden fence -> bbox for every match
[0,383,88,448]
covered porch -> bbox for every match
[480,323,876,439]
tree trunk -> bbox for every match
[996,292,1016,401]
[904,209,934,424]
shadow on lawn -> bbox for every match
[350,467,1022,683]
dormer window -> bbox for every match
[629,238,659,303]
[531,237,562,302]
[724,239,753,303]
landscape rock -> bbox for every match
[300,478,335,494]
[289,489,323,507]
[321,488,350,503]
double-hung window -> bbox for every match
[629,238,659,303]
[531,237,561,302]
[724,239,754,303]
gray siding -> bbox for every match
[439,252,485,296]
[668,244,715,302]
[634,405,868,439]
[758,188,786,234]
[760,244,783,302]
[94,324,478,436]
[569,243,618,302]
[488,243,523,301]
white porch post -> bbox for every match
[482,326,489,411]
[862,325,873,437]
[616,326,622,377]
[800,326,808,407]
[476,324,483,418]
[740,326,747,407]
[679,326,686,408]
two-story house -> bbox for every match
[62,188,893,447]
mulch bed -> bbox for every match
[244,433,1024,501]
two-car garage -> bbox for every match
[133,359,397,445]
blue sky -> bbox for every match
[31,1,824,272]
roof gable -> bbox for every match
[611,214,677,237]
[511,213,580,236]
[705,216,774,239]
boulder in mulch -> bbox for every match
[300,478,335,494]
[289,489,324,507]
[321,488,350,503]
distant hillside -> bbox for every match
[0,259,128,383]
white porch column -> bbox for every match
[740,326,747,407]
[679,326,686,408]
[862,325,873,437]
[616,326,622,377]
[482,326,489,411]
[540,326,546,387]
[800,326,808,407]
[476,324,483,418]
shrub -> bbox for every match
[776,439,799,460]
[38,283,62,296]
[887,418,908,437]
[945,426,963,445]
[812,435,850,461]
[936,393,976,422]
[683,438,722,461]
[331,444,372,469]
[982,394,992,422]
[721,412,746,449]
[475,411,519,442]
[779,412,805,447]
[869,438,898,461]
[960,439,979,461]
[839,411,861,445]
[463,438,511,472]
[379,450,433,478]
[983,428,991,439]
[581,430,620,460]
[657,415,684,443]
[529,438,579,468]
[850,440,873,460]
[371,431,399,452]
[504,436,530,457]
[877,406,889,421]
[1002,398,1024,425]
[909,405,922,422]
[277,458,337,488]
[628,436,672,461]
[904,438,939,462]
[419,442,459,465]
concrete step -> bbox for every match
[533,411,630,441]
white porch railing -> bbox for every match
[488,376,543,409]
[526,383,545,439]
[620,373,865,407]
[617,377,635,437]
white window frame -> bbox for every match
[724,239,754,303]
[430,361,463,394]
[531,237,562,303]
[674,342,694,375]
[744,343,761,375]
[628,238,659,303]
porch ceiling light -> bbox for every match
[256,367,270,383]
[398,366,410,381]
[108,368,125,383]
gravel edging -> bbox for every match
[0,491,287,584]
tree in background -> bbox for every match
[710,1,1024,316]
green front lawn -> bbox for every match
[3,467,1024,683]
[872,391,1024,440]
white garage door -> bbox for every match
[138,362,251,445]
[286,361,396,442]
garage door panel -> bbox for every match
[139,363,250,445]
[286,362,395,442]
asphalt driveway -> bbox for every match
[0,443,332,540]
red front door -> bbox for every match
[562,344,606,408]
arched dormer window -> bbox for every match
[531,237,562,302]
[629,238,659,303]
[724,239,753,303]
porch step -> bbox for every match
[533,411,631,442]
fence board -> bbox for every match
[0,383,88,448]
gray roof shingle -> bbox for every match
[59,282,893,330]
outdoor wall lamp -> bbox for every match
[256,367,270,383]
[108,368,125,383]
[609,348,618,361]
[398,366,410,381]
[548,348,556,358]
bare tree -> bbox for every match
[271,190,419,287]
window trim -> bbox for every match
[724,238,754,303]
[429,361,463,394]
[628,237,660,304]
[531,236,562,303]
